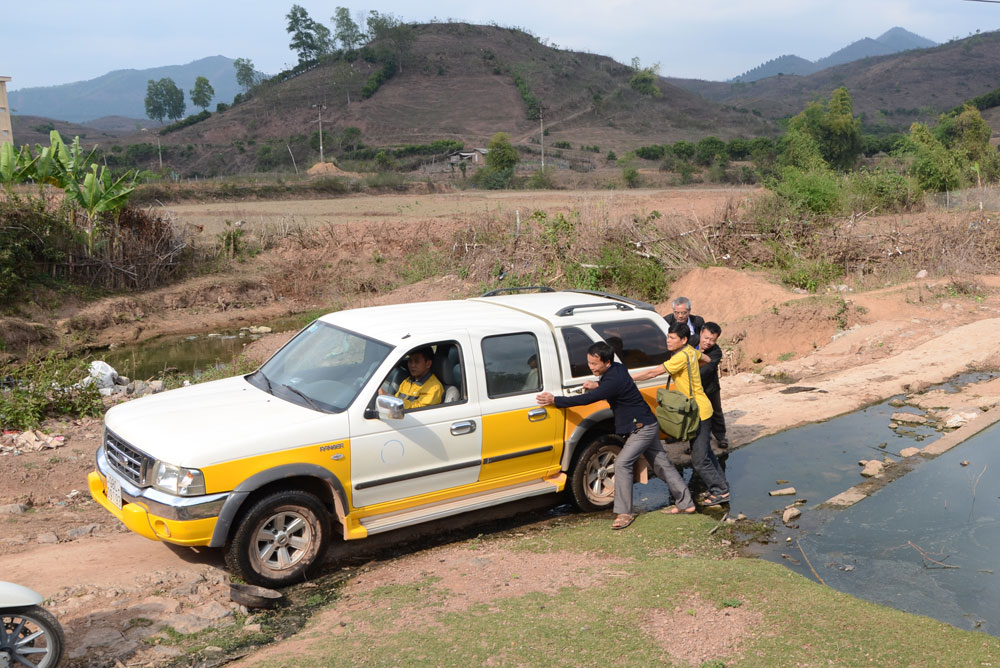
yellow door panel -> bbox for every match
[480,405,561,482]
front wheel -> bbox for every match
[226,490,331,588]
[1,604,65,668]
[568,435,623,512]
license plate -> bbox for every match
[107,475,123,510]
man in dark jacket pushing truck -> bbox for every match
[536,341,694,529]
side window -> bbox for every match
[376,341,465,413]
[592,319,669,369]
[481,333,541,398]
[561,327,595,378]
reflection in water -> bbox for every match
[100,332,256,380]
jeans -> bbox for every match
[613,423,693,514]
[690,419,729,496]
[706,388,728,446]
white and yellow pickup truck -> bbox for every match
[89,289,674,586]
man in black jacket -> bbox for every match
[663,297,704,350]
[537,341,693,529]
[698,322,728,448]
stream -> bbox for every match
[635,371,1000,636]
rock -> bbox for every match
[67,524,98,539]
[888,399,906,408]
[916,269,929,278]
[782,507,801,524]
[125,596,181,617]
[0,503,27,514]
[891,412,927,424]
[900,447,921,458]
[860,460,885,478]
[243,623,262,633]
[36,532,58,544]
[769,487,796,496]
[190,600,233,621]
[149,380,165,393]
[961,460,970,467]
[944,411,979,429]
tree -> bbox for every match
[190,76,215,111]
[787,87,862,171]
[286,4,332,64]
[486,132,519,171]
[144,79,166,122]
[144,78,185,122]
[233,57,259,94]
[339,126,362,151]
[332,7,364,50]
[694,136,728,166]
[366,10,414,72]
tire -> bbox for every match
[568,435,623,512]
[225,490,331,588]
[1,604,65,668]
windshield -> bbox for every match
[248,321,393,413]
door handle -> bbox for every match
[450,420,477,436]
[528,408,548,422]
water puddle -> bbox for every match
[633,370,1000,635]
[99,331,258,380]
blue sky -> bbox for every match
[4,0,998,90]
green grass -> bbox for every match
[244,512,1000,667]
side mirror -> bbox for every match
[376,394,405,420]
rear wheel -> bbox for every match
[1,604,64,668]
[226,490,330,588]
[569,435,623,512]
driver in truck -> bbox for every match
[379,346,444,409]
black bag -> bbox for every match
[655,350,701,441]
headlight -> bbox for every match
[152,461,206,496]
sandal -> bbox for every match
[663,505,696,514]
[612,513,636,530]
[701,492,731,506]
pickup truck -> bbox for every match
[88,288,676,587]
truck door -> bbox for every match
[348,334,482,508]
[477,329,564,483]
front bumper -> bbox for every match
[89,445,227,546]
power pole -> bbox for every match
[312,103,327,163]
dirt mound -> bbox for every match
[659,266,803,326]
[306,161,360,178]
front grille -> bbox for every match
[105,430,152,486]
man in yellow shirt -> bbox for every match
[385,346,444,410]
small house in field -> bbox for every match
[0,76,12,145]
[448,148,489,166]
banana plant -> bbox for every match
[51,131,98,184]
[63,164,140,253]
[0,141,36,186]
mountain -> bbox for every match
[733,27,937,82]
[668,30,1000,131]
[7,56,245,123]
[145,23,775,177]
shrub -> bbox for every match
[844,168,919,213]
[773,167,843,215]
[635,144,667,161]
[552,141,572,149]
[526,168,555,189]
[0,353,103,430]
[160,110,211,135]
[361,61,397,99]
[629,69,661,97]
[694,137,728,166]
[622,166,641,188]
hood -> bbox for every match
[104,375,349,468]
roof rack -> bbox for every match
[565,289,656,312]
[555,302,633,317]
[480,286,555,297]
